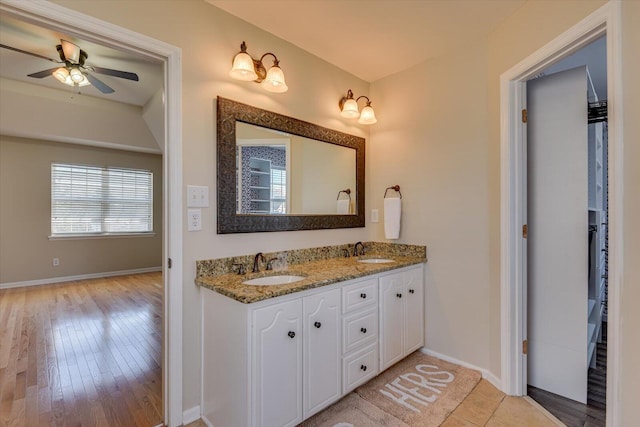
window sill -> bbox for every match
[49,232,156,241]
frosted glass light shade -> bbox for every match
[358,105,378,124]
[341,98,360,118]
[229,52,258,81]
[53,67,69,83]
[261,65,288,93]
[52,67,90,87]
[69,68,84,83]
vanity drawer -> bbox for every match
[342,278,378,314]
[342,343,378,394]
[342,307,377,353]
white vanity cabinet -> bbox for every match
[379,267,424,371]
[201,264,424,427]
[302,289,341,419]
[252,299,303,427]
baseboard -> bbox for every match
[201,414,215,427]
[183,405,201,425]
[0,266,162,289]
[420,347,503,391]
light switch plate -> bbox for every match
[371,209,379,223]
[187,185,209,207]
[188,209,202,231]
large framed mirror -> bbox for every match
[217,97,365,233]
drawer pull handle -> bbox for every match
[409,289,415,294]
[360,293,367,299]
[288,331,296,339]
[314,321,322,329]
[396,293,402,298]
[360,327,367,334]
[360,364,367,372]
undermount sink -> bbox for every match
[357,258,395,264]
[242,275,306,286]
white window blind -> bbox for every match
[51,163,153,236]
[270,167,286,214]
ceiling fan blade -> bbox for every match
[28,67,61,78]
[0,43,61,63]
[91,66,139,81]
[85,72,115,94]
[60,39,80,63]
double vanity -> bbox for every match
[196,242,427,427]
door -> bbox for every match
[527,66,589,403]
[403,267,424,354]
[253,299,303,427]
[303,289,341,419]
[379,272,404,370]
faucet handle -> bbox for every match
[266,258,278,270]
[342,248,350,258]
[232,263,246,275]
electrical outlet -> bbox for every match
[188,209,202,231]
[371,209,379,223]
[187,185,209,207]
[52,258,60,266]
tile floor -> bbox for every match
[186,379,562,427]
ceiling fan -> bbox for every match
[0,39,139,94]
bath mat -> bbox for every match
[354,351,482,426]
[299,393,409,427]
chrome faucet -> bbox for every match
[353,241,365,257]
[252,252,266,273]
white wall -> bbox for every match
[50,0,370,411]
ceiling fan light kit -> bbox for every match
[0,38,139,95]
[229,41,288,93]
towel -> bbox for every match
[384,197,401,239]
[337,199,350,214]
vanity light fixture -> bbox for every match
[338,89,377,124]
[229,41,288,93]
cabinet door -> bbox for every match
[253,299,302,427]
[303,289,341,419]
[379,273,405,371]
[403,267,424,354]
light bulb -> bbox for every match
[69,68,84,83]
[53,67,69,83]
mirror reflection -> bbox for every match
[236,122,356,215]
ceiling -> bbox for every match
[208,0,526,82]
[0,13,163,107]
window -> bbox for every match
[270,166,286,214]
[51,163,153,236]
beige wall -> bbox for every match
[0,136,163,284]
[369,41,492,369]
[50,0,370,410]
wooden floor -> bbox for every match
[0,272,163,427]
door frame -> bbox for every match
[0,1,184,426]
[499,1,622,425]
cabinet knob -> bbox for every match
[314,321,321,329]
[360,293,367,299]
[360,364,367,372]
[360,327,367,334]
[409,289,415,294]
[396,293,402,298]
[288,331,296,339]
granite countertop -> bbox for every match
[196,254,426,304]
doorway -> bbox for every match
[525,40,608,423]
[0,1,183,425]
[499,2,623,426]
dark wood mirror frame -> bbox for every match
[217,97,365,233]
